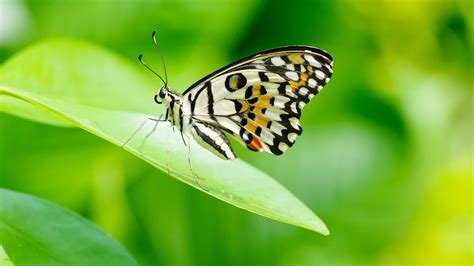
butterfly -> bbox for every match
[135,31,333,165]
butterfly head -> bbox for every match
[154,86,179,105]
[154,86,168,104]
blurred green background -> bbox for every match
[0,0,472,265]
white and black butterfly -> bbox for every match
[133,31,333,164]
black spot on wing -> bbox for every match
[248,97,259,104]
[277,83,287,95]
[234,100,244,112]
[225,73,247,92]
[269,97,275,106]
[245,86,253,99]
[247,112,256,121]
[258,72,269,82]
[281,55,292,64]
[269,145,283,155]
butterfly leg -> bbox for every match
[165,122,171,176]
[122,116,167,149]
[186,135,209,192]
[137,118,163,151]
[122,118,149,148]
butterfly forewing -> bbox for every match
[183,46,333,158]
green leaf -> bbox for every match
[0,39,329,235]
[0,245,14,266]
[0,188,137,265]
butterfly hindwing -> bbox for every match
[183,46,333,157]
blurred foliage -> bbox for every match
[0,0,472,265]
[0,188,137,265]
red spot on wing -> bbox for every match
[247,136,263,151]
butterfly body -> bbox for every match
[155,46,333,160]
[159,88,236,160]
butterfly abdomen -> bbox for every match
[190,122,236,160]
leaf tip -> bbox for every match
[321,227,330,236]
[307,219,330,236]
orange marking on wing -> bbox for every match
[288,74,308,91]
[301,73,308,81]
[245,123,256,133]
[254,112,270,127]
[289,54,304,64]
[253,83,261,95]
[249,95,274,107]
[231,77,239,89]
[245,111,270,131]
[248,136,263,151]
[248,83,264,97]
[238,100,250,112]
[289,80,299,91]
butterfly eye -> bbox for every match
[159,87,166,98]
[154,93,163,104]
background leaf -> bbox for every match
[0,188,137,265]
[0,39,329,235]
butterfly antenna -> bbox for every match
[138,54,166,86]
[152,30,168,87]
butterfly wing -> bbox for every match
[182,46,333,157]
